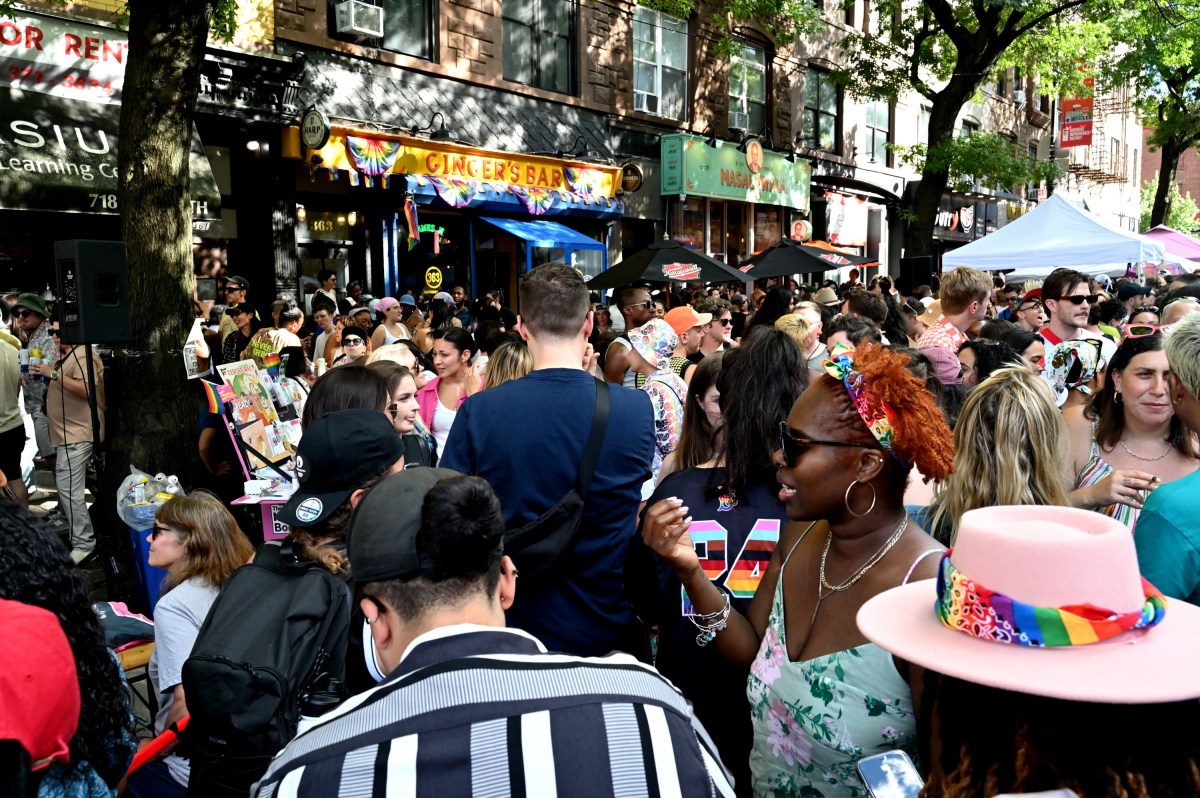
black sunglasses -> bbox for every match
[151,525,174,540]
[1056,294,1099,306]
[14,310,35,318]
[342,337,364,346]
[50,328,60,337]
[225,285,244,292]
[1017,300,1042,311]
[777,422,879,464]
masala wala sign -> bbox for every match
[660,133,810,211]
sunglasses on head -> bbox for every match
[1130,305,1159,316]
[342,337,364,346]
[1125,324,1169,339]
[777,421,879,464]
[1056,294,1099,306]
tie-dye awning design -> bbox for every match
[345,136,401,187]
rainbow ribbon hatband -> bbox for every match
[935,551,1166,647]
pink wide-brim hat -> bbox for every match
[858,505,1200,703]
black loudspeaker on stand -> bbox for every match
[53,240,131,597]
[54,239,132,345]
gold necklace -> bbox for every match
[1119,439,1173,462]
[813,515,909,624]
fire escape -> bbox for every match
[1065,91,1132,185]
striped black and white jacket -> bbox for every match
[253,624,734,797]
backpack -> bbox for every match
[181,542,351,797]
[504,378,610,582]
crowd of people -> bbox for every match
[6,260,1200,798]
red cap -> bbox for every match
[1022,288,1042,303]
[0,599,80,770]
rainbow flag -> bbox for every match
[201,380,224,414]
[404,197,420,251]
[263,352,281,379]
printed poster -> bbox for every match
[216,358,285,469]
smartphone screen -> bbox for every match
[856,750,923,798]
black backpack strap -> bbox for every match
[576,378,610,501]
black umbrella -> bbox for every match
[740,239,877,281]
[587,240,749,290]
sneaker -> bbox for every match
[70,548,94,564]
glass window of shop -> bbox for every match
[396,213,472,298]
[669,198,758,267]
[728,44,766,133]
[503,0,576,94]
[633,7,688,120]
[383,0,435,59]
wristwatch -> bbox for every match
[49,370,59,381]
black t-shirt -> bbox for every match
[627,466,787,794]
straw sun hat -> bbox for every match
[858,505,1200,704]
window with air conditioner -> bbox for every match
[382,0,435,59]
[728,44,766,133]
[633,7,687,120]
[502,0,576,94]
[802,67,839,152]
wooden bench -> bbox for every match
[116,641,158,735]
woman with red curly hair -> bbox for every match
[643,343,954,797]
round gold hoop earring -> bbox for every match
[844,480,877,518]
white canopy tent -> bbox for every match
[942,194,1165,274]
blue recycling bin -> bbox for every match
[128,525,169,615]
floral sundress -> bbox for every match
[745,537,925,797]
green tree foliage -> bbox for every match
[829,0,1112,256]
[1101,0,1200,228]
[638,0,823,57]
[893,131,1061,194]
[1141,175,1200,235]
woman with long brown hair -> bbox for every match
[1066,331,1199,530]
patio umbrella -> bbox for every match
[740,239,877,280]
[587,240,749,290]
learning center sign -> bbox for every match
[660,133,811,211]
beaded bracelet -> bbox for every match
[688,591,731,647]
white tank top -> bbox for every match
[431,400,458,458]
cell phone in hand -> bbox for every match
[856,750,923,798]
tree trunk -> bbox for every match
[1151,134,1186,228]
[904,83,974,259]
[100,0,216,567]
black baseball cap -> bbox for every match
[1117,283,1152,302]
[224,302,254,317]
[277,409,403,527]
[347,468,461,583]
[226,275,249,290]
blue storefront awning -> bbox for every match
[479,216,607,275]
[480,217,605,250]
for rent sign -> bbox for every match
[0,14,128,104]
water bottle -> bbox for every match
[18,348,27,375]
